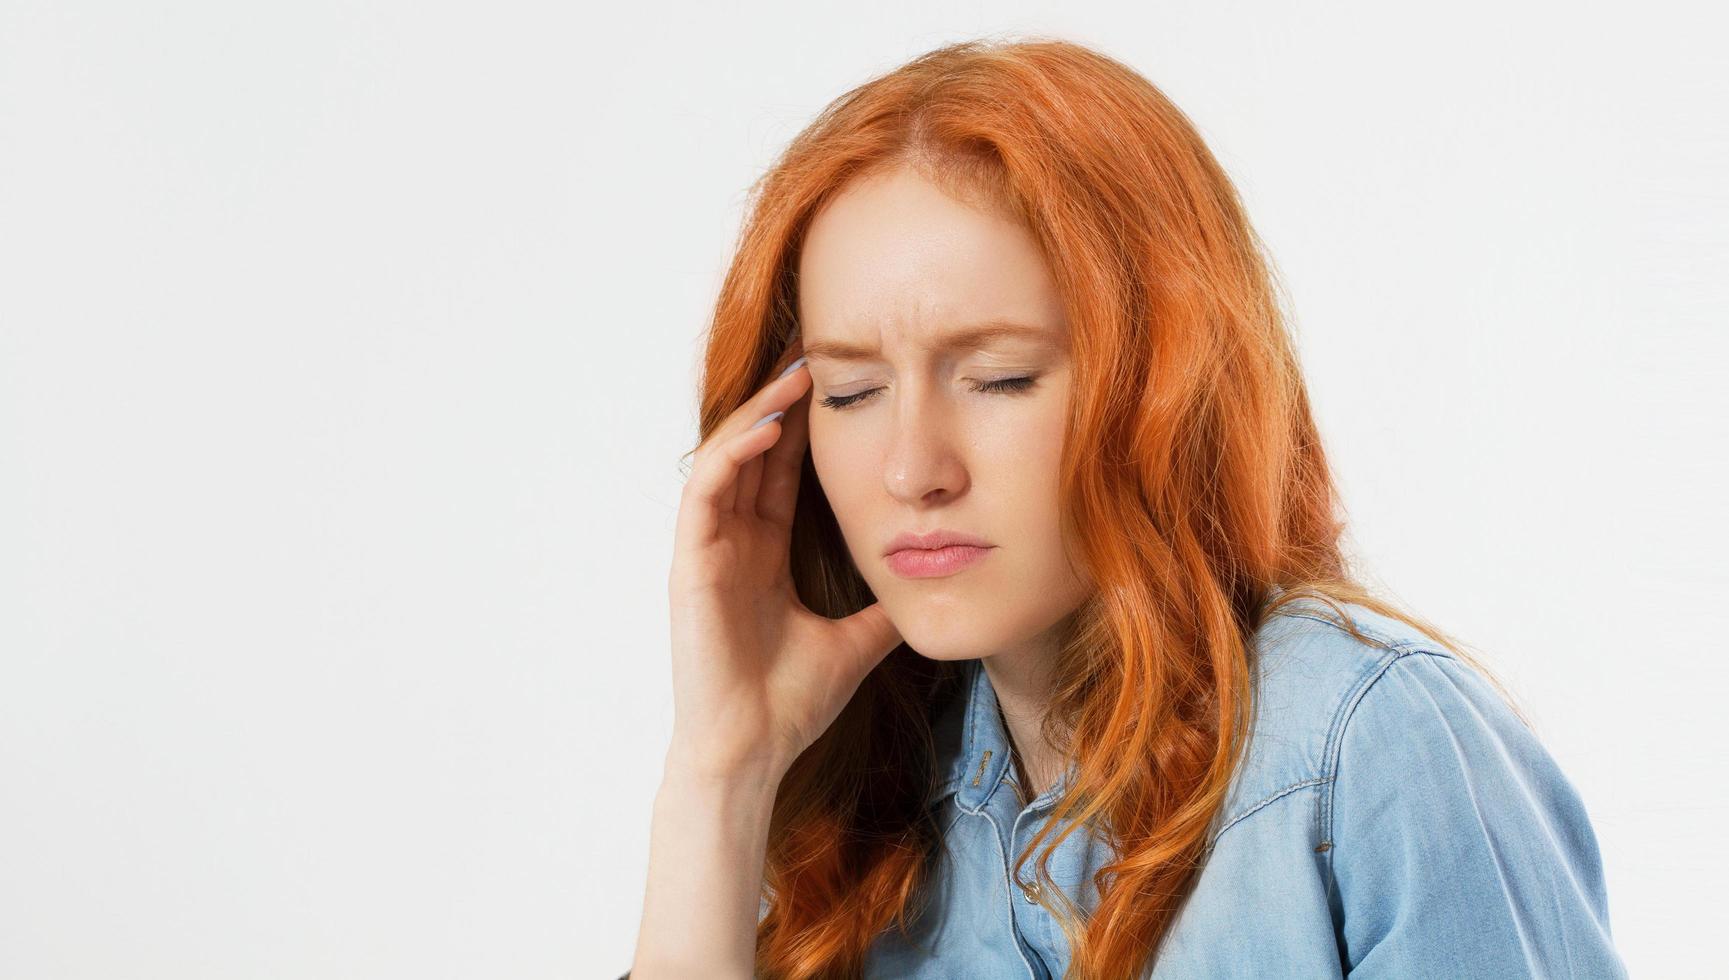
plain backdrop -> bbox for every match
[1,1,1722,977]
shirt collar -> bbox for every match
[930,658,1077,814]
[928,586,1290,813]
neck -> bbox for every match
[979,638,1066,802]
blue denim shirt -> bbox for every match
[839,596,1628,978]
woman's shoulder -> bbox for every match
[1217,595,1626,975]
[1307,615,1624,973]
[1217,594,1514,840]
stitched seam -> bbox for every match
[1212,776,1332,843]
[975,807,1044,980]
[1320,649,1404,849]
[928,784,961,813]
[960,769,1011,815]
[1244,609,1454,864]
[1319,647,1454,881]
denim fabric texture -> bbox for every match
[755,593,1628,978]
[663,594,1632,974]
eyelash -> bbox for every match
[818,375,1040,411]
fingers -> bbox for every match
[734,451,764,515]
[754,371,810,526]
[836,602,904,680]
[719,355,809,516]
[676,419,780,549]
[675,355,812,550]
[714,355,811,448]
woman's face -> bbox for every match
[798,164,1093,663]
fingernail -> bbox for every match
[776,355,807,380]
[751,411,785,430]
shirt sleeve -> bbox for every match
[1328,650,1628,979]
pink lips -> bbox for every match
[883,528,996,579]
[886,545,994,578]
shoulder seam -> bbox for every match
[1316,647,1456,877]
[1211,613,1455,848]
[1211,775,1331,844]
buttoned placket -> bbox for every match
[1002,763,1048,908]
[1011,772,1079,971]
[957,659,1081,980]
[965,790,1049,979]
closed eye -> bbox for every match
[818,375,1040,411]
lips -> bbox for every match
[883,528,996,580]
[886,544,993,579]
[882,528,994,556]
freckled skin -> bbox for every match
[798,164,1093,796]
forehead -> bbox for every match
[795,167,1066,360]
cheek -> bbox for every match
[969,394,1066,480]
[973,400,1070,567]
[808,427,872,511]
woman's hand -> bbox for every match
[665,353,903,780]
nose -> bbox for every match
[882,382,968,505]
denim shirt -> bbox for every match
[843,596,1629,978]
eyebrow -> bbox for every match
[799,320,1059,363]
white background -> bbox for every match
[1,2,1721,977]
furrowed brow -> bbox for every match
[800,321,1058,363]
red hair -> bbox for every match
[686,35,1521,979]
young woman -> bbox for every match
[628,38,1627,979]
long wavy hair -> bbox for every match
[683,35,1524,979]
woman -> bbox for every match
[629,38,1627,979]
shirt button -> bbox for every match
[1020,879,1041,903]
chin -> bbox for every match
[904,645,980,663]
[883,612,1001,663]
